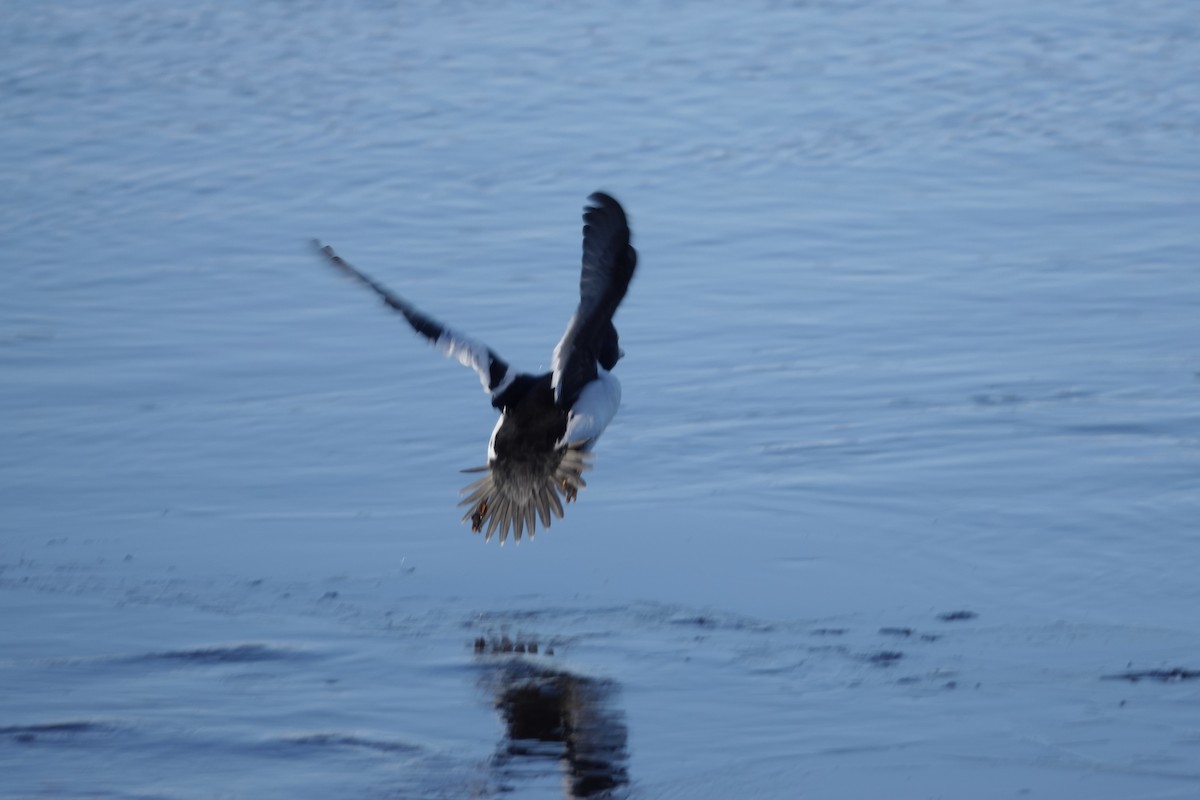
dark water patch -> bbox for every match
[969,385,1096,410]
[1103,667,1200,683]
[133,643,303,665]
[1062,422,1161,437]
[479,647,629,798]
[470,606,629,626]
[809,643,851,657]
[895,669,959,690]
[662,609,773,634]
[469,603,775,642]
[972,393,1026,407]
[879,627,913,637]
[880,627,942,642]
[471,608,555,623]
[937,610,978,622]
[864,651,904,667]
[1051,388,1096,401]
[280,732,422,755]
[810,627,847,636]
[474,635,549,655]
[0,720,117,744]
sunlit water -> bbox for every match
[3,1,1199,798]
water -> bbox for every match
[3,1,1199,797]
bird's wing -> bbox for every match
[551,192,638,409]
[314,241,515,400]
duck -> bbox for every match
[314,192,637,544]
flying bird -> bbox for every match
[314,192,637,544]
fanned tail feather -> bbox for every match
[458,445,593,544]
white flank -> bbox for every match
[559,370,622,450]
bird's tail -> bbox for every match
[458,446,592,544]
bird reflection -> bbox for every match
[475,636,629,798]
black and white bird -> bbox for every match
[314,192,637,544]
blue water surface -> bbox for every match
[2,2,1199,798]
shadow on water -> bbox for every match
[475,636,630,798]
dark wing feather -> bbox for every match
[314,240,513,399]
[551,192,638,409]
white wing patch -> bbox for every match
[435,331,514,397]
[559,370,622,450]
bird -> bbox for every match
[314,192,637,544]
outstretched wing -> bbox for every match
[314,241,515,401]
[551,192,638,409]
